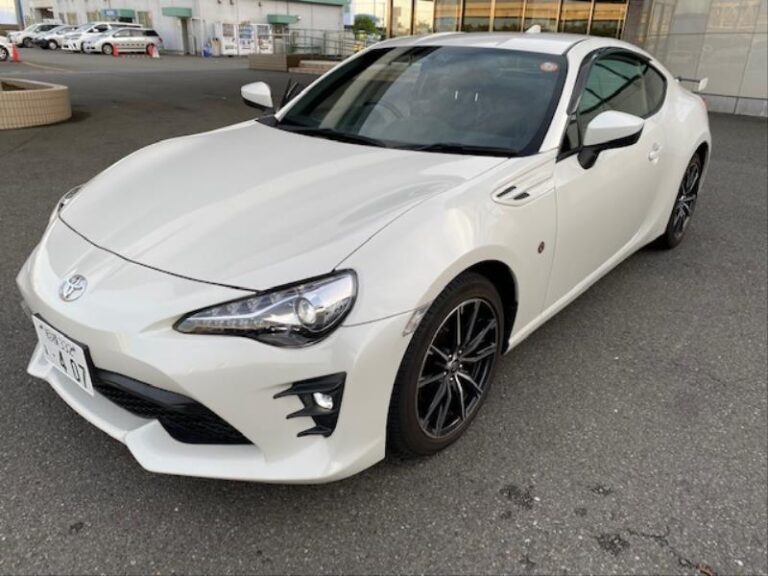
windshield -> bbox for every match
[279,46,566,156]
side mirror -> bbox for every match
[241,82,273,112]
[578,111,644,169]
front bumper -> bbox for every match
[18,220,412,483]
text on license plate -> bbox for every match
[32,316,94,396]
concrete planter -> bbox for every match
[0,79,72,130]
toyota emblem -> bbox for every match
[59,274,87,302]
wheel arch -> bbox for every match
[461,260,518,351]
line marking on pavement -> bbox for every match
[19,61,73,73]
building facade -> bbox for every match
[361,0,766,115]
[20,0,345,54]
[627,0,767,116]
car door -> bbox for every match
[132,29,147,52]
[545,50,668,308]
[113,29,131,51]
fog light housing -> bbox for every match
[274,373,346,437]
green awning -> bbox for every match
[162,7,193,18]
[103,8,136,18]
[267,14,299,24]
[294,0,346,6]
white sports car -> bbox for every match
[17,33,711,483]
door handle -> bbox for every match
[648,143,662,162]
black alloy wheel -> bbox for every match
[658,153,703,249]
[388,272,503,455]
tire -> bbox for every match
[48,40,58,50]
[22,37,33,48]
[387,272,504,456]
[0,47,8,62]
[656,153,703,249]
[102,44,113,56]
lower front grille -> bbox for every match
[92,370,250,445]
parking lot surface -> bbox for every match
[0,51,766,575]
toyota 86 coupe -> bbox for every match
[17,32,711,483]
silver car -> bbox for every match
[63,22,141,52]
[35,25,78,50]
[85,27,163,55]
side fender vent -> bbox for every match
[274,373,346,437]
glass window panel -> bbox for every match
[414,0,435,33]
[669,0,712,34]
[462,0,491,31]
[739,32,767,98]
[590,0,628,37]
[647,0,676,37]
[356,0,388,28]
[578,55,648,119]
[697,32,752,96]
[493,0,523,31]
[391,0,413,36]
[707,0,762,33]
[559,0,592,34]
[434,0,461,31]
[523,0,560,31]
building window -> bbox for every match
[434,0,461,31]
[86,11,99,22]
[384,0,631,40]
[414,0,434,33]
[137,11,152,27]
[493,0,523,31]
[66,11,77,25]
[559,0,591,34]
[590,0,627,37]
[461,0,491,31]
[523,0,560,31]
[391,0,413,35]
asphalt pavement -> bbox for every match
[0,49,766,575]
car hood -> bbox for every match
[61,121,506,290]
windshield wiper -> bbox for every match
[400,142,519,157]
[278,125,389,148]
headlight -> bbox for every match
[175,271,357,347]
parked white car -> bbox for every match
[62,22,141,52]
[83,27,162,55]
[18,33,711,483]
[0,35,12,61]
[7,22,61,48]
[35,24,78,50]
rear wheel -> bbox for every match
[657,153,703,249]
[0,47,8,62]
[48,40,58,50]
[102,44,113,56]
[388,272,503,456]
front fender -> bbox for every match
[340,152,558,346]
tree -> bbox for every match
[353,14,378,35]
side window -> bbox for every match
[561,52,666,155]
[643,65,666,116]
[94,25,109,32]
[578,55,647,124]
[114,30,130,37]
